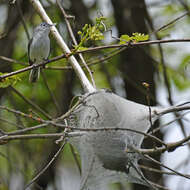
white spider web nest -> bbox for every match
[68,89,159,190]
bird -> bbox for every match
[28,22,55,83]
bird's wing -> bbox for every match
[48,39,51,59]
[28,38,33,65]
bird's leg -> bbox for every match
[32,59,38,68]
[125,163,131,174]
[29,58,36,66]
[42,58,49,68]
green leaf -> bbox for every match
[119,33,149,44]
[0,72,21,88]
[166,67,190,91]
[119,35,131,44]
[77,31,82,35]
[76,16,106,50]
[77,46,88,51]
[96,16,106,25]
[179,54,190,71]
[131,33,149,42]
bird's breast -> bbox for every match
[29,35,50,62]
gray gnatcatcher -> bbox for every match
[28,22,55,83]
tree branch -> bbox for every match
[29,0,95,93]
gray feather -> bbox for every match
[29,67,40,83]
[28,22,52,83]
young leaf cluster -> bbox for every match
[0,72,21,88]
[75,16,106,50]
[119,33,149,44]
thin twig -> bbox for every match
[133,132,190,155]
[0,105,47,123]
[0,132,86,142]
[148,111,190,135]
[0,122,167,147]
[155,104,190,116]
[46,47,126,70]
[1,124,190,157]
[56,0,96,88]
[129,161,158,190]
[1,38,190,80]
[10,86,52,120]
[139,164,189,176]
[0,117,24,129]
[77,38,190,52]
[80,156,95,190]
[144,155,190,180]
[55,99,82,121]
[150,13,190,149]
[0,56,27,66]
[6,123,48,136]
[69,144,81,175]
[41,70,61,115]
[24,139,67,190]
[0,129,7,135]
[151,12,189,35]
[8,92,26,129]
[16,0,30,40]
[0,54,67,80]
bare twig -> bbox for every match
[16,0,30,40]
[0,132,85,142]
[0,117,24,129]
[151,12,189,35]
[155,104,190,116]
[6,123,48,136]
[0,129,7,135]
[56,0,96,88]
[30,0,95,93]
[41,70,61,115]
[69,144,82,175]
[10,86,52,120]
[0,56,27,66]
[0,54,67,80]
[77,38,190,52]
[1,38,190,80]
[46,47,126,70]
[139,164,189,176]
[0,122,165,146]
[24,139,67,190]
[133,132,190,155]
[55,99,82,121]
[80,156,95,190]
[144,155,190,180]
[0,105,46,123]
[8,92,26,129]
[149,11,190,149]
[148,111,190,135]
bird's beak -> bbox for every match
[47,23,56,27]
[50,23,57,27]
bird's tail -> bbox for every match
[29,67,40,83]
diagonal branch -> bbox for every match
[24,139,67,190]
[10,86,52,119]
[56,0,96,88]
[1,38,190,81]
[29,0,95,93]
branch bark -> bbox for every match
[29,0,96,93]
